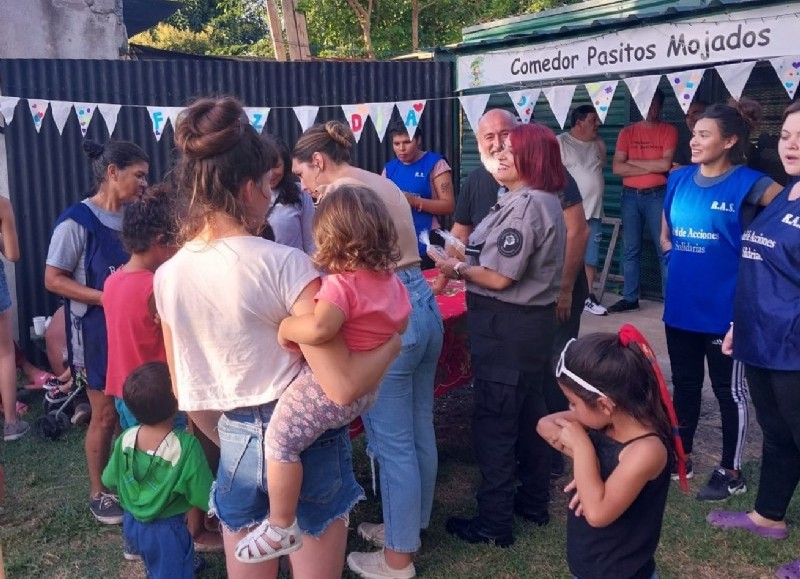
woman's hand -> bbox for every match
[564,479,584,517]
[432,273,449,295]
[436,256,462,280]
[721,324,734,357]
[555,417,590,456]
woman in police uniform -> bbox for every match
[437,123,567,547]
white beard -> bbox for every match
[480,152,501,176]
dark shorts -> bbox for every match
[123,512,194,579]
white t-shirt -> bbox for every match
[557,133,605,220]
[154,236,319,412]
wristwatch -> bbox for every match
[453,261,467,280]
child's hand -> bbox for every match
[277,324,301,352]
[564,479,584,517]
[554,418,590,453]
[432,272,448,295]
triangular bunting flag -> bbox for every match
[715,61,756,101]
[367,102,395,142]
[395,100,426,139]
[164,107,185,132]
[769,56,800,100]
[458,94,491,136]
[28,99,50,133]
[668,69,706,113]
[146,106,171,141]
[244,107,270,133]
[293,106,319,132]
[97,103,121,136]
[542,85,576,129]
[585,80,618,124]
[0,97,20,125]
[341,104,370,143]
[507,89,540,124]
[50,101,73,135]
[73,102,97,137]
[624,75,662,120]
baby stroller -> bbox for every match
[36,377,89,440]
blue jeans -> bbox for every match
[123,512,194,579]
[209,403,364,536]
[621,187,666,301]
[361,267,444,553]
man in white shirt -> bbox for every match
[557,105,608,315]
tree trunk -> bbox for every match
[411,0,419,53]
[345,0,375,59]
[264,0,287,61]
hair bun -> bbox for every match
[324,121,355,150]
[175,97,250,161]
[83,140,105,160]
[728,96,763,133]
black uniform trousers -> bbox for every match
[466,293,556,535]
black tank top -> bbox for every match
[567,430,671,579]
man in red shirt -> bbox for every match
[609,89,677,312]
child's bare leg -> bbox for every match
[267,460,302,531]
[188,506,223,549]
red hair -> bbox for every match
[508,123,566,193]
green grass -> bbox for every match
[1,389,796,578]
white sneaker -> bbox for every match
[358,522,385,548]
[583,294,608,316]
[347,549,416,579]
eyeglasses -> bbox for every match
[556,339,610,399]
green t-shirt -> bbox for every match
[102,427,213,522]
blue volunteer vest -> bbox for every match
[54,202,129,389]
[385,151,443,256]
[663,165,764,334]
[734,180,800,370]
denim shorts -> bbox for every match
[584,218,603,268]
[209,402,364,536]
[0,265,11,314]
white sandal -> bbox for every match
[235,518,303,563]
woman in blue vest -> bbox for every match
[384,121,454,268]
[45,140,149,525]
[706,99,800,579]
[660,98,782,502]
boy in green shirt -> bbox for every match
[102,362,213,578]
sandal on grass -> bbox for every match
[777,559,800,579]
[707,510,788,540]
[235,518,303,563]
[22,371,57,390]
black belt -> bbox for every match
[623,185,666,195]
[466,292,555,314]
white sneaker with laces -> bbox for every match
[347,549,416,579]
[583,295,608,316]
[358,522,385,548]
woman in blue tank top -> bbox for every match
[707,100,800,579]
[660,98,782,502]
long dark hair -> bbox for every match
[83,140,149,194]
[698,97,762,164]
[267,137,302,208]
[558,332,673,449]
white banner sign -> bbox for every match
[457,4,800,90]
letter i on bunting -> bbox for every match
[769,56,800,99]
[73,103,96,136]
[585,81,617,123]
[395,100,426,139]
[669,69,705,113]
[507,89,540,124]
[244,107,270,133]
[341,104,370,143]
[367,102,395,143]
[28,99,49,133]
[458,94,490,135]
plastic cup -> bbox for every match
[32,316,46,336]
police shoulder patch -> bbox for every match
[497,228,523,257]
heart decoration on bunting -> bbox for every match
[28,99,50,133]
[507,89,540,124]
[585,80,618,123]
[73,102,97,137]
[669,69,706,113]
[769,56,800,100]
[395,100,426,139]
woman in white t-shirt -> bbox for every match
[154,97,400,579]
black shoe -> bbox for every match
[513,501,550,526]
[446,516,514,547]
[607,299,640,313]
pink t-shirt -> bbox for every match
[315,270,411,351]
[616,121,678,189]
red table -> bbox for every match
[349,269,472,438]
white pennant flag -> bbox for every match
[715,62,756,101]
[507,89,540,124]
[73,102,97,136]
[28,99,50,133]
[542,85,576,129]
[50,101,73,135]
[244,107,270,133]
[395,100,426,139]
[293,106,319,132]
[97,103,121,135]
[458,94,491,135]
[624,75,662,120]
[0,97,20,125]
[668,69,706,113]
[769,56,800,100]
[147,106,170,141]
[585,80,618,124]
[341,104,370,143]
[164,107,185,132]
[367,102,395,142]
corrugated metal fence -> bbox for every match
[0,58,455,351]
